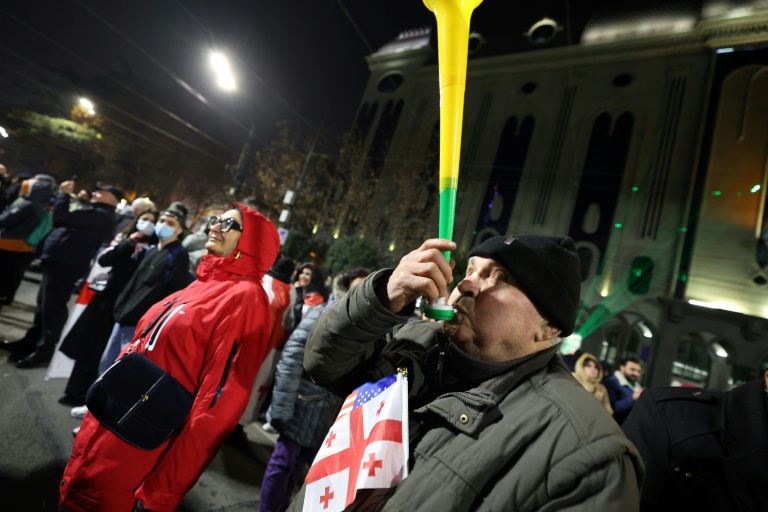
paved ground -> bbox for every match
[0,270,282,512]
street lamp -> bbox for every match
[79,97,95,116]
[209,51,236,91]
[0,126,8,138]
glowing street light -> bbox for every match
[0,126,8,138]
[79,97,95,116]
[209,51,236,91]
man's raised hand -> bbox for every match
[383,238,456,314]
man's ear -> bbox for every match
[535,322,561,343]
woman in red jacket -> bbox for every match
[59,203,280,512]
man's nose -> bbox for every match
[457,277,478,298]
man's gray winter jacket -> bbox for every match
[289,270,644,512]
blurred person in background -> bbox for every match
[0,174,56,312]
[60,204,280,512]
[11,180,121,368]
[58,209,159,409]
[283,262,326,334]
[0,163,12,211]
[96,204,189,378]
[238,256,296,429]
[260,267,370,512]
[572,352,614,415]
[604,357,644,424]
[182,221,211,278]
[623,369,768,511]
[113,197,156,239]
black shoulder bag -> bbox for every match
[86,298,194,450]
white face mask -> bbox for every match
[136,219,156,236]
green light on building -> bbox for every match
[615,223,622,229]
[631,186,639,192]
[713,190,722,196]
[751,184,761,193]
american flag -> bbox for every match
[302,373,409,512]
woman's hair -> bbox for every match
[120,209,159,237]
[298,262,327,298]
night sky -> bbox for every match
[0,0,609,158]
[0,0,437,153]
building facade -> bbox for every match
[352,0,768,390]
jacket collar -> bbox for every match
[719,379,768,454]
[613,370,639,390]
[419,344,561,436]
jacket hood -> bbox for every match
[197,203,280,281]
[24,178,55,204]
[574,352,604,387]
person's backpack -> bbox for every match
[145,245,195,285]
[25,203,52,247]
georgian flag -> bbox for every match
[303,373,409,511]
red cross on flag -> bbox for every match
[302,373,409,511]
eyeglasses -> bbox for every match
[207,216,242,233]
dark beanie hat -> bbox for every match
[162,202,188,229]
[268,257,296,284]
[95,184,125,203]
[468,235,581,336]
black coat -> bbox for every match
[112,240,189,325]
[58,239,150,363]
[622,380,768,512]
[39,193,116,273]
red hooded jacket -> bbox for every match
[59,204,280,512]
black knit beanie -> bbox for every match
[467,235,581,336]
[268,257,296,284]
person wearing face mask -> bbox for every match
[60,203,280,512]
[57,209,159,408]
[96,204,190,377]
[113,197,157,239]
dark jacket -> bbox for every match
[97,238,153,300]
[266,305,341,448]
[622,381,768,512]
[289,269,644,512]
[0,181,52,242]
[603,372,639,424]
[39,193,116,273]
[58,239,152,362]
[112,240,189,325]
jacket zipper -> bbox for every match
[210,341,239,408]
[145,302,187,352]
[436,349,445,389]
[139,298,179,338]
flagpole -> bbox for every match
[398,370,409,479]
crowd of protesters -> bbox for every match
[1,163,766,512]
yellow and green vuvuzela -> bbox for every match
[422,0,483,321]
